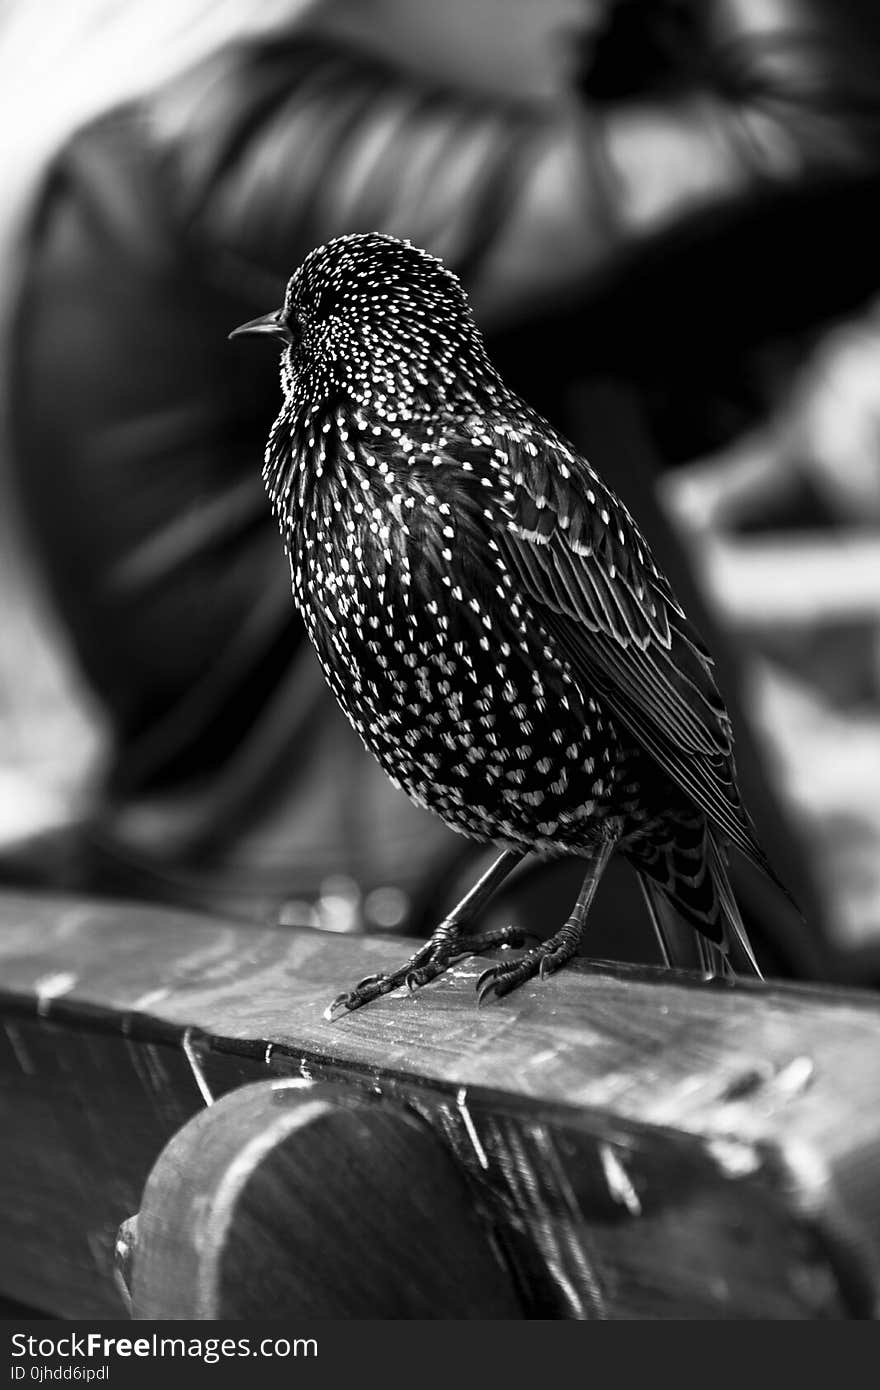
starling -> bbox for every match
[231,232,788,1017]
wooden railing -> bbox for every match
[1,890,879,1318]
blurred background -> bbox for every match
[0,0,879,984]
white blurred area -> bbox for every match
[0,0,312,841]
[661,307,880,953]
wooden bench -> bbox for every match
[1,890,879,1318]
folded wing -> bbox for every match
[489,429,778,882]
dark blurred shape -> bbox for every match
[579,0,706,97]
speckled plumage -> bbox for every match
[234,232,784,1012]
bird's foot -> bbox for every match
[405,925,527,989]
[476,924,580,1004]
[325,924,525,1020]
[324,948,429,1021]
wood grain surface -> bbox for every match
[1,890,880,1318]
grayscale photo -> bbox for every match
[0,0,878,1342]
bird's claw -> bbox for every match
[476,965,512,1005]
[323,990,363,1021]
[325,941,445,1019]
[476,942,570,1004]
[354,971,384,991]
[406,962,443,990]
[324,965,416,1019]
[476,958,531,1005]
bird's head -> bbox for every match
[230,232,497,419]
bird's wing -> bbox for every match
[481,426,775,877]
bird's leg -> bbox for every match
[477,838,616,1004]
[405,848,530,986]
[325,848,525,1019]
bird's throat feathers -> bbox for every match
[262,381,486,535]
[265,340,506,530]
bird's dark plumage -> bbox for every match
[233,231,787,1013]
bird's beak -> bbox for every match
[228,310,292,343]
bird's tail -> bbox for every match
[635,824,764,979]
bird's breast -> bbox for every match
[283,460,625,843]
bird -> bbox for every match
[231,230,790,1019]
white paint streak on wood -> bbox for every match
[456,1086,489,1170]
[182,1027,214,1107]
[34,970,77,1016]
[599,1142,642,1216]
